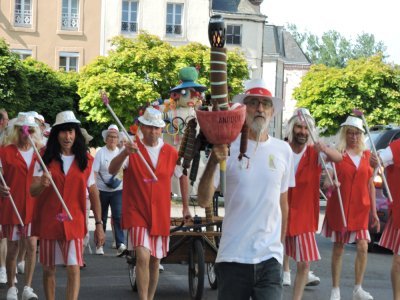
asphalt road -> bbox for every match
[0,206,394,299]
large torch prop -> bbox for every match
[0,167,24,226]
[22,126,73,221]
[196,15,246,196]
[353,109,393,203]
[101,92,158,182]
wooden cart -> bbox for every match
[126,215,222,300]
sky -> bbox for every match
[260,0,399,64]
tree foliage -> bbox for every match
[287,24,387,67]
[78,32,249,127]
[293,55,400,135]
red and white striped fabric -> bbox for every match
[285,232,321,262]
[321,218,370,243]
[1,223,32,241]
[127,227,169,259]
[379,217,400,254]
[39,239,84,267]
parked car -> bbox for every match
[366,125,400,251]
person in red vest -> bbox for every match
[322,116,380,300]
[30,110,105,300]
[0,112,42,300]
[283,108,342,300]
[109,107,191,300]
[370,140,400,299]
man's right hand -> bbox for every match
[0,183,10,197]
[211,144,229,163]
[124,142,138,155]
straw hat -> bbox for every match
[340,116,365,132]
[53,111,80,127]
[232,79,283,117]
[14,112,38,127]
[102,124,120,141]
[138,107,166,128]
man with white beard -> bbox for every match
[198,79,295,300]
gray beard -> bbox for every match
[246,115,271,135]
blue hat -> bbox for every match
[170,67,207,93]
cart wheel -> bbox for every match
[207,263,218,289]
[188,239,205,300]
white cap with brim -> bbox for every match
[14,112,38,128]
[53,111,81,127]
[102,124,120,141]
[340,116,365,132]
[232,79,283,117]
[138,107,166,128]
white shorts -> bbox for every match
[39,239,84,267]
[127,227,169,259]
[1,223,32,241]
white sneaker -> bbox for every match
[111,241,117,249]
[6,286,18,300]
[283,271,291,286]
[22,286,38,300]
[116,243,127,257]
[306,270,320,286]
[353,287,373,300]
[17,261,25,274]
[159,264,164,273]
[95,246,104,255]
[0,268,6,287]
[330,288,340,300]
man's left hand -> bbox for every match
[94,225,105,247]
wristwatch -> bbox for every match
[95,220,103,225]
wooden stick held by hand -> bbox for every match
[0,170,24,226]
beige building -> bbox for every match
[0,0,101,71]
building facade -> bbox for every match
[0,0,101,71]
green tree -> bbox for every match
[78,32,249,128]
[293,55,400,135]
[0,38,30,116]
[287,24,387,67]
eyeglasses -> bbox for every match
[346,130,362,137]
[244,98,273,109]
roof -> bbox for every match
[212,0,240,12]
[263,25,311,65]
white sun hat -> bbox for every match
[232,79,283,117]
[14,112,38,127]
[288,107,314,124]
[102,124,120,141]
[138,107,166,128]
[53,111,81,127]
[340,116,365,132]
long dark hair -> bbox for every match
[42,123,88,172]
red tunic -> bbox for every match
[32,154,93,240]
[326,151,372,231]
[121,140,178,236]
[0,145,37,225]
[387,139,400,228]
[287,146,321,236]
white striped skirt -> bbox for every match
[1,223,32,241]
[379,216,400,254]
[39,239,84,267]
[127,227,169,259]
[321,218,370,243]
[285,232,321,262]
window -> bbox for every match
[121,0,138,33]
[14,0,32,27]
[61,0,79,31]
[166,3,183,35]
[226,25,241,45]
[59,52,79,72]
[11,49,32,60]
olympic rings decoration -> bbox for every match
[163,115,197,136]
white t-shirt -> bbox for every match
[348,152,361,168]
[214,135,295,264]
[293,145,307,173]
[93,146,122,191]
[0,147,34,169]
[33,155,95,187]
[122,138,183,178]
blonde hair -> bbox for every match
[336,125,365,155]
[286,115,317,145]
[3,125,43,149]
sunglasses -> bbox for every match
[244,98,273,109]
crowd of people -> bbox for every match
[1,76,400,300]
